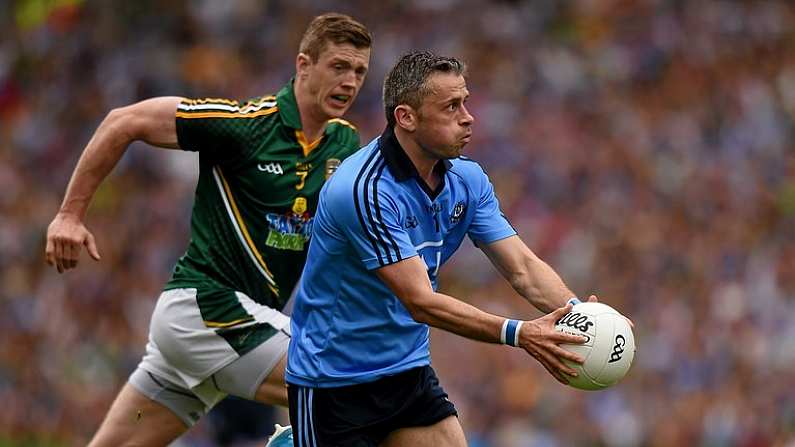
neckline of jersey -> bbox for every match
[378,126,452,201]
[276,78,331,157]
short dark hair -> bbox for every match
[383,51,467,126]
[299,13,372,62]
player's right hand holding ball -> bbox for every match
[515,301,590,385]
[553,296,636,390]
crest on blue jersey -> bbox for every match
[450,200,467,224]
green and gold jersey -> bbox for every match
[166,80,360,318]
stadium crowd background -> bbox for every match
[2,0,795,445]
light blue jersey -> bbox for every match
[286,127,516,387]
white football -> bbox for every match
[555,302,635,390]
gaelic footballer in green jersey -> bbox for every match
[169,83,360,315]
[44,13,371,446]
[133,82,361,420]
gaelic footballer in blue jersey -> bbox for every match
[286,51,597,447]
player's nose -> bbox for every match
[460,105,474,126]
[341,71,358,89]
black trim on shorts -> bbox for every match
[288,366,457,447]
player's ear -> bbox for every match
[296,53,312,80]
[394,105,417,132]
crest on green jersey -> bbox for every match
[265,197,313,251]
[325,158,341,179]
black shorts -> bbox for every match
[288,366,458,447]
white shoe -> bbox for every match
[265,424,293,447]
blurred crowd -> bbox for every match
[2,0,795,445]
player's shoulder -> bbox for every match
[325,117,358,135]
[328,139,378,186]
[241,94,279,112]
[322,138,397,224]
[449,155,490,180]
[177,94,279,120]
[324,138,388,197]
[325,118,360,149]
[239,94,280,120]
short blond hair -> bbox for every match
[299,13,372,62]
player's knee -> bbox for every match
[440,416,467,446]
[425,415,466,446]
[382,415,466,447]
[255,354,288,406]
[255,379,288,407]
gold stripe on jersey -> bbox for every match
[295,130,324,157]
[183,96,277,109]
[189,98,239,106]
[327,118,357,131]
[242,95,277,107]
[176,107,279,120]
[213,166,279,296]
[204,317,254,328]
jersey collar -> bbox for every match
[277,78,326,156]
[378,126,452,199]
[276,78,302,129]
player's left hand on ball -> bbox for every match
[518,303,589,385]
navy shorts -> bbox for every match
[288,366,458,447]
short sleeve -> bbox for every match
[467,166,517,244]
[175,97,260,165]
[324,165,417,270]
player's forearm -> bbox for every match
[405,291,509,344]
[60,97,181,218]
[59,110,137,218]
[509,255,575,314]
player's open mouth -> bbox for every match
[330,94,351,107]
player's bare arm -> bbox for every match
[478,235,591,311]
[480,236,635,329]
[375,255,587,384]
[46,96,183,273]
